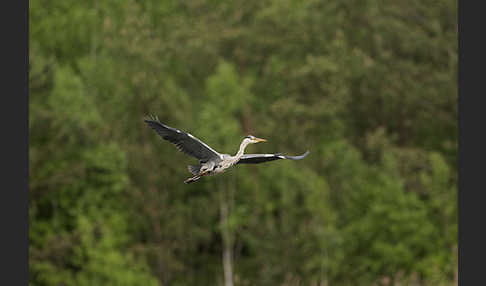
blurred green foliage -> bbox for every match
[30,0,457,285]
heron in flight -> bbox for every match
[144,115,310,184]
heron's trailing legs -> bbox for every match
[184,170,210,184]
[184,176,201,184]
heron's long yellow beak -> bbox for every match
[255,137,267,142]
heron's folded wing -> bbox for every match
[237,150,310,164]
[144,115,221,162]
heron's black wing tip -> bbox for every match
[144,114,161,123]
[284,150,310,160]
[297,150,310,159]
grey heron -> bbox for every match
[144,115,310,184]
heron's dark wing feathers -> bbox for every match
[144,115,221,162]
[237,150,310,164]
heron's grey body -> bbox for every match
[144,115,310,184]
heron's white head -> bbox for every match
[244,135,267,144]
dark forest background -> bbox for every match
[29,0,457,285]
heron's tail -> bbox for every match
[187,164,201,175]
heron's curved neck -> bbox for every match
[234,140,250,159]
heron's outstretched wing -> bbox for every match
[237,150,310,164]
[144,115,222,162]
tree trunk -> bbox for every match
[220,181,234,286]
